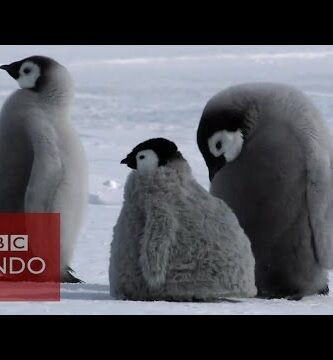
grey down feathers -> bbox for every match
[109,157,257,301]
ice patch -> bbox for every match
[88,194,111,206]
[103,180,120,189]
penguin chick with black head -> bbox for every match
[197,83,333,300]
[0,56,88,283]
[109,138,257,302]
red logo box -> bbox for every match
[0,214,60,301]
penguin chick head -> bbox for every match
[0,55,70,92]
[121,138,181,175]
[197,107,251,182]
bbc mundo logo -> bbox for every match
[0,235,46,275]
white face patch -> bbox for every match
[136,150,159,174]
[208,130,244,162]
[17,61,41,89]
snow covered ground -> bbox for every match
[1,45,333,314]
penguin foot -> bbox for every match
[284,294,303,301]
[61,267,84,284]
[192,296,241,303]
[216,298,242,303]
[318,285,329,296]
[159,295,241,303]
[257,289,303,301]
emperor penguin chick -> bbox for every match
[0,56,88,283]
[109,138,257,302]
[197,83,333,299]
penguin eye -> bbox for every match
[216,141,222,150]
[23,68,31,74]
[208,130,244,162]
[136,150,159,173]
[208,132,225,158]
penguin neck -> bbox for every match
[241,103,259,140]
[38,82,74,109]
[166,158,193,182]
[138,158,193,192]
[36,67,75,109]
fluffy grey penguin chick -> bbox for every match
[0,56,88,283]
[197,83,333,300]
[109,138,257,302]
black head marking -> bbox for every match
[0,55,56,91]
[197,106,251,182]
[121,138,181,170]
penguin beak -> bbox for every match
[121,156,136,170]
[0,62,21,80]
[0,65,10,71]
[209,158,226,182]
[209,168,218,182]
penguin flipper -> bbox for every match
[208,297,242,304]
[305,126,333,269]
[24,117,63,213]
[61,267,84,284]
[140,199,177,289]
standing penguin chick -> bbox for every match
[109,138,256,302]
[197,83,333,299]
[0,56,88,283]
